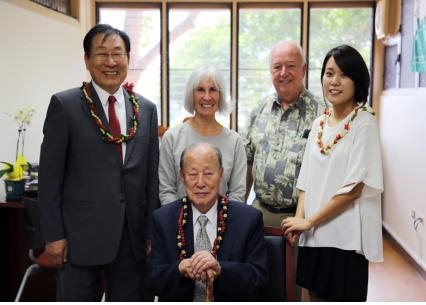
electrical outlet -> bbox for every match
[411,210,416,219]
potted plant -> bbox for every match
[1,107,36,200]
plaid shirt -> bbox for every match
[246,88,324,209]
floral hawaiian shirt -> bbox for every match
[246,88,324,209]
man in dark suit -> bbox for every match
[149,142,268,301]
[38,24,159,301]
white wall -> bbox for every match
[380,88,426,271]
[0,0,89,197]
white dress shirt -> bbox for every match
[92,81,127,162]
[192,202,218,249]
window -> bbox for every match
[31,0,72,16]
[237,5,301,136]
[168,6,230,127]
[307,4,374,101]
[96,1,376,131]
[98,5,162,121]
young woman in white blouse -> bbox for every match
[282,45,383,301]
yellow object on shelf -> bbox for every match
[1,155,29,181]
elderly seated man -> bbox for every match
[149,142,268,301]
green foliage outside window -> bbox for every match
[98,4,374,131]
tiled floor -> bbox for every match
[367,232,426,301]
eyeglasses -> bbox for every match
[90,52,128,62]
[194,87,220,96]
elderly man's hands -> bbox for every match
[178,250,221,283]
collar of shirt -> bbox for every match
[272,88,308,113]
[91,81,126,130]
[91,81,127,162]
[91,81,125,109]
[192,201,218,248]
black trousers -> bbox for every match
[57,219,146,301]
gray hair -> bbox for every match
[183,64,230,115]
[180,142,223,170]
[268,41,307,69]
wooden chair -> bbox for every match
[259,225,295,301]
[158,125,168,138]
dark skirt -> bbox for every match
[296,246,369,301]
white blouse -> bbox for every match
[297,109,384,262]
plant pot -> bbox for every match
[4,179,26,200]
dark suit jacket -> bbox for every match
[38,82,159,265]
[149,200,268,301]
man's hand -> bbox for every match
[178,258,192,278]
[188,250,221,283]
[284,230,300,246]
[45,239,68,267]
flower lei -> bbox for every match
[82,81,140,144]
[317,104,375,155]
[177,195,229,260]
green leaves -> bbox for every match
[0,162,14,179]
[0,158,30,181]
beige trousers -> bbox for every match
[251,198,294,227]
